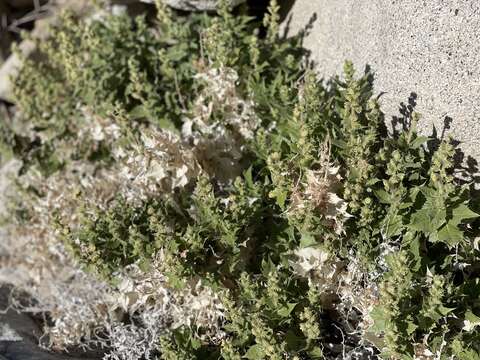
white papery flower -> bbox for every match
[463,320,478,332]
[91,123,106,141]
[291,247,343,292]
[182,67,259,182]
[292,247,330,277]
[290,163,351,235]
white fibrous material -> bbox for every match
[0,225,113,349]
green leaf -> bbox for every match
[366,177,381,186]
[408,234,422,271]
[244,344,264,360]
[410,136,428,149]
[374,189,391,204]
[437,221,465,247]
[277,302,297,318]
[451,203,479,226]
[307,347,324,359]
[465,310,480,324]
[129,105,149,119]
[406,321,417,335]
[244,166,254,188]
[271,188,288,209]
[369,306,388,334]
[408,172,421,181]
[438,305,455,317]
[382,213,404,238]
[409,204,446,235]
[190,336,202,350]
[299,232,317,248]
[285,330,305,350]
[409,186,422,203]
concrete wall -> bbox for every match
[284,0,480,172]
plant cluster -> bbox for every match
[1,0,479,359]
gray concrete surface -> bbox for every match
[284,0,480,171]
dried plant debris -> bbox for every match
[0,0,479,359]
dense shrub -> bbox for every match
[2,0,479,359]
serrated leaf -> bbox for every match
[374,189,391,204]
[409,204,446,235]
[410,136,428,149]
[299,232,317,248]
[437,221,465,247]
[369,306,388,334]
[244,344,264,360]
[408,234,422,271]
[451,203,479,226]
[409,186,422,203]
[382,212,404,238]
[277,302,297,318]
[261,257,276,277]
[438,305,455,316]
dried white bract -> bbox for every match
[116,129,200,202]
[291,246,378,338]
[186,67,259,140]
[291,247,342,292]
[113,257,225,336]
[81,108,200,202]
[290,165,351,234]
[183,66,259,182]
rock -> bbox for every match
[140,0,246,11]
[284,0,480,168]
